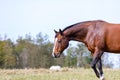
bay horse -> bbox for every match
[52,20,120,80]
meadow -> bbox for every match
[0,68,120,80]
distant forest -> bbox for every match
[0,32,113,69]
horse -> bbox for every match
[52,20,120,80]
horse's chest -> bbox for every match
[85,41,95,53]
[85,33,96,50]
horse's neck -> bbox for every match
[64,26,88,42]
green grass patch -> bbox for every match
[0,68,119,80]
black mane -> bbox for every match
[62,20,104,32]
[62,21,92,32]
[62,23,80,32]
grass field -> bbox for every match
[0,68,120,80]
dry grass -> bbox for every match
[0,68,120,80]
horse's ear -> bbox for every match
[54,29,58,34]
[59,29,63,35]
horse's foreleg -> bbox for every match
[97,59,104,80]
[91,48,103,79]
[91,56,100,78]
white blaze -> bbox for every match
[52,38,58,57]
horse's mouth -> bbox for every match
[52,53,61,58]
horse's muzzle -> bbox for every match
[52,52,61,58]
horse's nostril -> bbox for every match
[52,53,61,58]
[52,53,58,58]
[54,55,58,58]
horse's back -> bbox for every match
[104,22,120,53]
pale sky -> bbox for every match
[0,0,120,42]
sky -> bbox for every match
[0,0,120,68]
[0,0,120,42]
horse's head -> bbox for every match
[52,29,69,58]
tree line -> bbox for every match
[0,32,96,69]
